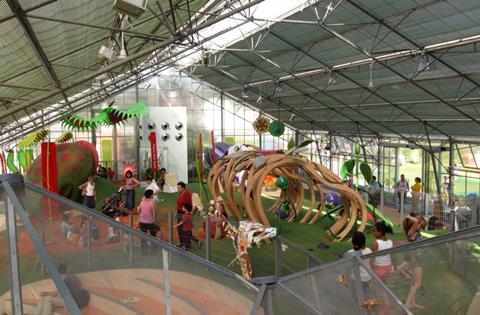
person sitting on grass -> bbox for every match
[34,264,90,315]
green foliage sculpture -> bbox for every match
[62,102,149,131]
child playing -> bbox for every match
[402,214,427,310]
[371,222,394,281]
[79,176,96,209]
[347,231,372,290]
[175,203,194,249]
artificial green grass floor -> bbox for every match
[93,180,448,275]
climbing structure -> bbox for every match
[207,151,368,241]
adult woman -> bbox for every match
[138,190,157,236]
[79,176,96,209]
[403,214,427,310]
[123,170,140,212]
[137,190,157,252]
[411,177,423,214]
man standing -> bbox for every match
[368,176,382,209]
[396,174,409,212]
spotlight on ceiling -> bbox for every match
[327,71,337,85]
[201,51,210,66]
[241,88,249,99]
[161,122,170,130]
[175,133,183,141]
[368,62,374,88]
[117,45,128,60]
[256,96,263,103]
[274,82,283,94]
[324,143,332,151]
[144,83,151,90]
[98,45,115,61]
[175,122,183,130]
[416,53,431,73]
[289,113,296,122]
[113,0,148,19]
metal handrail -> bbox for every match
[2,179,82,315]
[24,180,259,292]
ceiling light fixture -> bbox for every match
[144,83,151,90]
[289,113,296,122]
[117,15,128,60]
[368,62,374,88]
[241,88,249,99]
[327,71,337,85]
[416,52,431,74]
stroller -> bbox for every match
[102,188,129,218]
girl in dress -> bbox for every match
[123,170,140,212]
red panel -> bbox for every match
[41,142,60,220]
[149,132,158,173]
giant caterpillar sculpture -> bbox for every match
[207,150,367,242]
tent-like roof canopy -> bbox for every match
[0,0,260,146]
[188,0,480,141]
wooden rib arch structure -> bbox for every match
[207,152,367,242]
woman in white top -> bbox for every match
[371,221,394,281]
[79,176,96,209]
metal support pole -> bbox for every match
[91,109,97,148]
[250,284,266,315]
[5,195,23,315]
[113,124,118,180]
[400,190,405,224]
[220,92,225,141]
[295,130,301,147]
[329,134,333,171]
[377,137,382,181]
[274,238,282,278]
[394,147,399,186]
[134,84,141,177]
[87,217,92,269]
[128,213,133,266]
[205,214,211,261]
[168,210,174,244]
[448,139,455,208]
[380,187,384,213]
[162,249,172,315]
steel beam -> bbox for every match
[0,0,57,24]
[0,16,254,145]
[26,14,169,41]
[317,6,480,128]
[0,0,265,121]
[6,0,62,89]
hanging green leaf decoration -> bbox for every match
[17,130,49,148]
[354,142,361,155]
[340,160,355,179]
[360,162,372,183]
[287,137,295,150]
[61,102,149,130]
[17,149,26,171]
